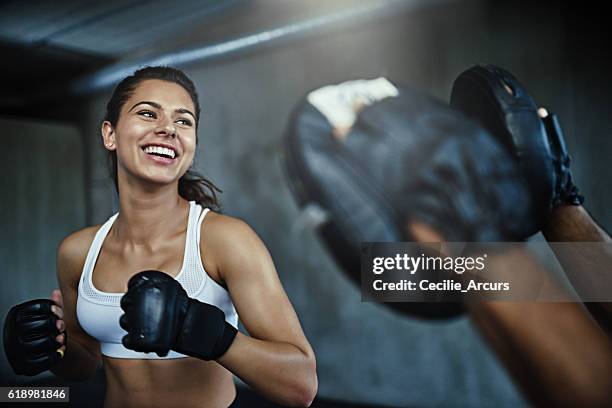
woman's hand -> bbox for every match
[50,289,67,356]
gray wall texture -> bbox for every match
[2,1,610,407]
[1,118,86,381]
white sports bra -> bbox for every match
[76,201,238,359]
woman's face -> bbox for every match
[104,79,198,188]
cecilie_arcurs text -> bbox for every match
[372,279,510,292]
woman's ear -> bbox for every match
[101,121,116,151]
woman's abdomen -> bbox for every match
[103,356,235,408]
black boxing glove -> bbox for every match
[3,299,64,376]
[119,271,237,360]
[451,64,584,235]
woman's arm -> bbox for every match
[50,229,103,381]
[202,214,317,407]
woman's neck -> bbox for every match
[113,182,189,248]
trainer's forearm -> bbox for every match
[542,205,612,331]
[469,301,612,406]
[543,205,610,242]
[466,252,612,406]
[217,332,317,407]
[50,338,101,381]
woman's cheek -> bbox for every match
[184,136,197,158]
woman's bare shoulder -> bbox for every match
[204,211,248,228]
[57,225,103,283]
[200,211,265,264]
[202,211,257,243]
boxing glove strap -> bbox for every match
[174,299,237,361]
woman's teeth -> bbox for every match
[143,145,176,159]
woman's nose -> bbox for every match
[156,120,177,137]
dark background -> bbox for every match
[1,1,610,407]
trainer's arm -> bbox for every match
[466,249,612,407]
[202,214,317,407]
[542,204,612,332]
[50,232,102,381]
[410,223,612,406]
[543,204,610,242]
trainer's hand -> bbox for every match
[119,270,237,360]
[3,295,67,376]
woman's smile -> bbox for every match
[141,143,180,166]
[142,148,177,165]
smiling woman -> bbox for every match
[1,66,317,408]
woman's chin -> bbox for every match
[133,173,181,189]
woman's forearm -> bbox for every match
[50,337,101,381]
[217,332,317,407]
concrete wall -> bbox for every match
[0,118,86,382]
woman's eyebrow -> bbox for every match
[129,101,195,119]
[129,101,161,112]
[175,108,196,120]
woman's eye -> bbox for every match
[176,118,193,126]
[138,110,156,118]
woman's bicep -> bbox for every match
[215,220,312,355]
